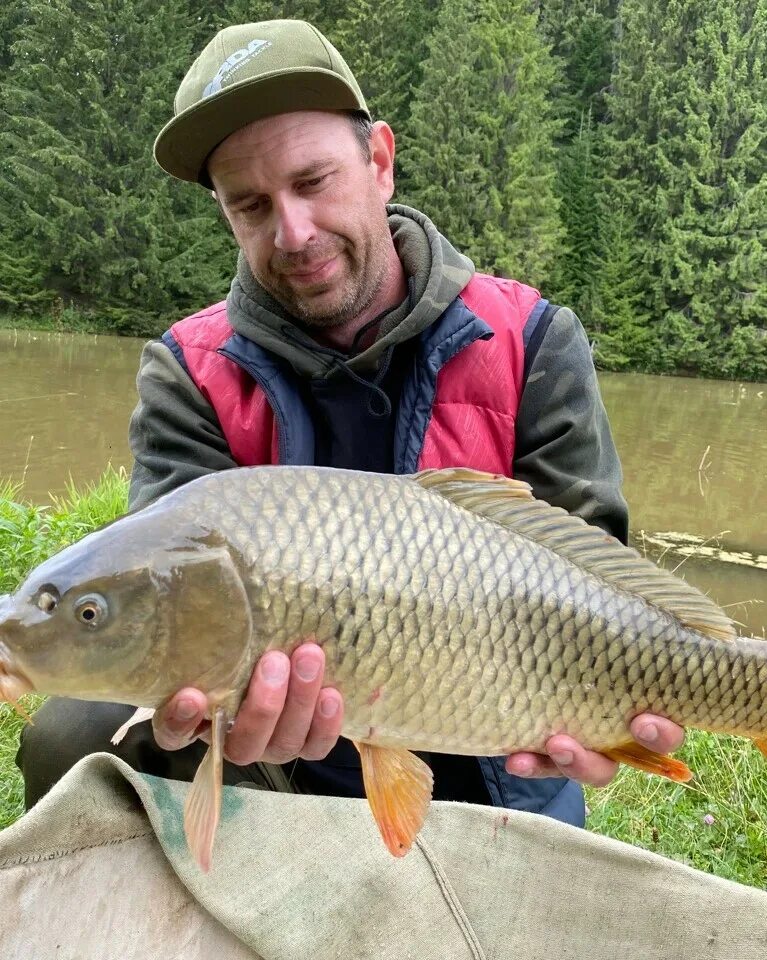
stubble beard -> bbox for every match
[262,225,392,330]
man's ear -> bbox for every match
[370,121,396,203]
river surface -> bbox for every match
[1,328,765,634]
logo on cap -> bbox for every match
[203,39,272,98]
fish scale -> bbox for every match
[182,468,740,752]
[1,464,765,868]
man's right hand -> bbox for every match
[152,642,345,765]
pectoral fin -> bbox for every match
[184,706,228,872]
[111,707,156,745]
[602,742,692,782]
[354,741,434,857]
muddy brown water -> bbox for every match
[1,329,765,634]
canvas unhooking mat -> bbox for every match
[1,752,766,959]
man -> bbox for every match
[19,19,683,823]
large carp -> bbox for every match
[0,466,762,870]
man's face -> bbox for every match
[208,111,396,328]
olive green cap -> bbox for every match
[154,20,369,187]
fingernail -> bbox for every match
[319,695,338,718]
[550,750,574,767]
[174,698,198,721]
[638,723,658,743]
[295,656,320,682]
[261,654,290,684]
[510,758,535,777]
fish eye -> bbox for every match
[74,594,108,627]
[36,589,59,614]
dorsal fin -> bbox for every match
[412,468,736,642]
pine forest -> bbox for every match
[1,0,765,380]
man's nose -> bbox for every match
[273,197,316,253]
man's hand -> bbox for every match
[152,642,344,765]
[505,715,686,787]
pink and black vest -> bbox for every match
[164,273,548,478]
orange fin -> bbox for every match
[751,736,767,760]
[110,706,155,745]
[353,741,434,857]
[602,742,692,782]
[7,696,35,724]
[183,706,227,872]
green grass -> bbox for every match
[0,465,129,595]
[0,697,43,829]
[0,308,163,338]
[0,470,765,887]
[585,731,767,887]
[0,310,106,335]
[0,467,129,827]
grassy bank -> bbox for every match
[0,466,128,826]
[0,309,162,338]
[0,310,111,336]
[0,470,765,885]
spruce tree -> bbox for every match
[401,0,562,288]
[549,108,603,313]
[0,0,234,330]
[539,0,617,317]
[539,0,617,136]
[330,0,437,134]
[588,201,652,369]
[0,6,45,313]
[597,0,767,379]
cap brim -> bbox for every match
[154,68,368,186]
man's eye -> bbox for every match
[302,176,326,189]
[239,196,268,215]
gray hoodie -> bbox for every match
[128,205,628,542]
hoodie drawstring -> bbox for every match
[330,346,395,417]
[275,277,416,419]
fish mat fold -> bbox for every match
[1,752,767,959]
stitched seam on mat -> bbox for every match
[416,836,487,960]
[0,830,154,869]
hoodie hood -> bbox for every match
[226,204,474,379]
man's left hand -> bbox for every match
[504,714,685,788]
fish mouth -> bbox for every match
[0,597,35,708]
[0,655,34,703]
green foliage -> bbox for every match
[0,250,52,313]
[541,0,618,321]
[540,0,617,135]
[0,699,41,829]
[0,466,128,594]
[596,0,767,378]
[587,730,767,887]
[550,109,603,313]
[330,0,437,139]
[0,467,128,827]
[0,0,234,331]
[0,0,765,378]
[588,201,655,370]
[401,0,562,287]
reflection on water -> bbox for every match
[0,329,141,500]
[0,331,764,634]
[600,372,767,637]
[600,373,766,554]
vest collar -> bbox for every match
[216,295,491,471]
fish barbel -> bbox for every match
[0,466,764,870]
